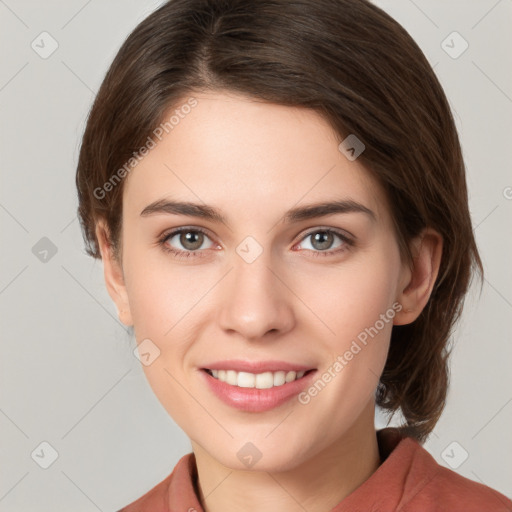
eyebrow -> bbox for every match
[140,198,376,224]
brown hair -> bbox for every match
[76,0,483,442]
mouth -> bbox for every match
[200,366,318,412]
[201,368,316,389]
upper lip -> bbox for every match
[201,360,316,373]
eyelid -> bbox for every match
[160,225,215,239]
[295,225,354,244]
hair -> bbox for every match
[75,0,483,443]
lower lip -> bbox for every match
[200,369,317,412]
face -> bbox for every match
[105,91,413,472]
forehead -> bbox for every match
[123,91,387,225]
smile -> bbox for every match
[204,369,315,389]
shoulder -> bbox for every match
[399,441,512,511]
[115,473,171,512]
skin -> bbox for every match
[96,90,442,512]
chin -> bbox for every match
[204,439,310,474]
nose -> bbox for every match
[217,250,295,341]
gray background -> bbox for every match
[1,1,511,510]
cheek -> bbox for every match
[122,235,202,337]
[123,253,205,429]
[296,245,400,389]
[121,242,210,394]
[299,248,400,336]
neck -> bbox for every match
[191,401,381,512]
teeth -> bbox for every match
[208,369,307,388]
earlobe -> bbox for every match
[95,220,133,326]
[393,228,443,326]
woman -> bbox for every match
[75,0,512,510]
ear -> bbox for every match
[95,220,133,326]
[393,228,443,325]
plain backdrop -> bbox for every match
[1,1,511,510]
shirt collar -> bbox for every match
[166,428,426,511]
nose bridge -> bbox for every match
[217,242,294,340]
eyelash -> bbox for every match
[157,227,354,260]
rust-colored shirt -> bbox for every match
[117,428,512,511]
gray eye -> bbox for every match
[166,230,213,251]
[299,230,345,252]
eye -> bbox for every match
[158,226,354,260]
[159,227,217,259]
[295,228,353,257]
